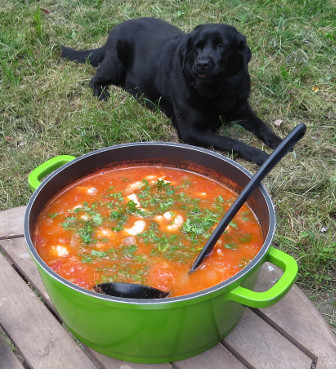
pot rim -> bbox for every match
[24,142,276,305]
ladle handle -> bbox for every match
[190,123,306,272]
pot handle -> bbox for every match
[28,155,76,191]
[227,246,298,308]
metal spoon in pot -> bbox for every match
[189,123,306,272]
[93,123,306,299]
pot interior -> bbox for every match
[26,142,276,300]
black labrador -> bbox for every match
[61,17,282,165]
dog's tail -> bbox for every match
[61,46,106,67]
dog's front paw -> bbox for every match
[89,80,110,101]
[98,88,110,101]
[264,135,282,149]
[253,151,269,166]
[242,148,269,166]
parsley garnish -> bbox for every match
[78,222,94,244]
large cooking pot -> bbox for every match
[24,142,298,363]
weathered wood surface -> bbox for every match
[0,335,25,369]
[0,205,25,239]
[0,207,335,369]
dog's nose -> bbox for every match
[194,57,214,75]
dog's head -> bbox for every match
[182,24,251,82]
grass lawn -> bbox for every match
[1,0,335,330]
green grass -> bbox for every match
[1,0,335,329]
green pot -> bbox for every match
[24,142,298,363]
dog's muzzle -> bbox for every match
[193,57,215,78]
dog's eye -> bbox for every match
[194,40,205,49]
[215,41,225,50]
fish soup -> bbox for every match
[33,165,264,297]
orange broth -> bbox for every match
[34,165,264,297]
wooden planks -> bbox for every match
[0,252,99,369]
[0,335,25,369]
[225,309,312,368]
[0,238,52,304]
[173,345,247,369]
[93,351,173,369]
[0,206,25,239]
[255,264,336,369]
[1,206,336,369]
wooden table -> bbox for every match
[1,207,335,369]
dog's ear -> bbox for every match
[181,35,193,73]
[238,35,251,74]
[181,25,203,73]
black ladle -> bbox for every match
[189,123,306,272]
[93,123,306,298]
[93,282,170,299]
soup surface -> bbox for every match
[34,165,264,297]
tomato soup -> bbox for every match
[33,165,264,297]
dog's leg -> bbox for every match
[176,123,269,165]
[233,105,282,149]
[89,50,125,101]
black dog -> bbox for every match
[62,17,282,165]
